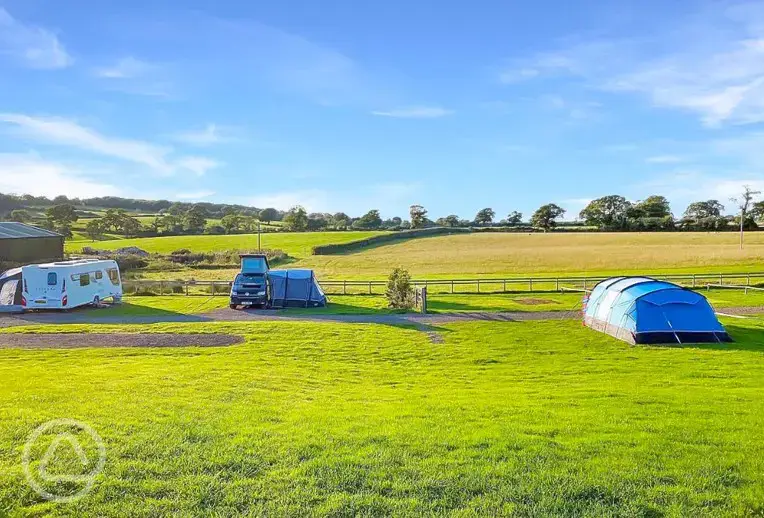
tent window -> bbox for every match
[47,272,57,286]
[80,273,90,287]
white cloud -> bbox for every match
[176,190,216,200]
[175,156,221,176]
[500,3,764,126]
[94,56,152,79]
[645,155,686,164]
[249,190,329,211]
[499,68,539,84]
[0,153,118,198]
[0,8,71,69]
[0,113,221,176]
[171,124,237,146]
[371,106,453,118]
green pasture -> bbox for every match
[1,318,763,515]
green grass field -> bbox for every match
[65,231,386,257]
[1,318,763,515]
[80,231,764,281]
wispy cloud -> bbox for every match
[93,56,174,97]
[371,106,453,119]
[170,124,239,146]
[499,2,764,126]
[0,8,71,69]
[0,113,220,176]
[94,56,152,79]
[0,153,118,198]
[645,155,686,164]
[249,189,330,211]
[499,68,539,84]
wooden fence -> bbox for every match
[122,272,764,296]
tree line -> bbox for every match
[4,189,763,238]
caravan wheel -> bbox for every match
[92,295,100,307]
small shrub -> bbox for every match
[116,254,149,272]
[386,268,415,309]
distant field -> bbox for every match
[65,231,387,257]
[301,232,764,279]
[2,318,763,515]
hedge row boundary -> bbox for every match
[311,227,472,255]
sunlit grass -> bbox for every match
[1,319,763,515]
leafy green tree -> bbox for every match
[506,211,523,226]
[221,213,243,234]
[9,209,30,223]
[158,214,183,234]
[474,208,495,225]
[353,210,382,229]
[436,215,460,227]
[85,219,104,241]
[409,205,428,229]
[45,204,78,237]
[750,201,764,221]
[283,206,309,231]
[332,212,351,229]
[579,195,631,229]
[633,195,671,218]
[184,205,208,234]
[684,200,724,219]
[259,207,279,224]
[121,216,142,237]
[530,203,566,231]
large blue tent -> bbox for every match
[583,277,731,344]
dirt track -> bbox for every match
[0,306,760,330]
[0,333,243,349]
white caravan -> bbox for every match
[5,259,123,310]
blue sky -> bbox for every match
[0,0,763,220]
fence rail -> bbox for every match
[122,272,764,296]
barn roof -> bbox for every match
[0,222,62,239]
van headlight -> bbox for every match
[231,290,238,295]
[257,291,265,296]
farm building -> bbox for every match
[583,276,730,344]
[0,222,64,264]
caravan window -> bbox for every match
[47,272,57,286]
[95,271,103,280]
[80,273,90,287]
[107,268,120,286]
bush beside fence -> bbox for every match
[311,227,472,255]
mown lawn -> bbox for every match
[64,231,386,257]
[1,319,763,515]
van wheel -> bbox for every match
[93,295,100,307]
[229,304,237,310]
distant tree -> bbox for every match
[632,195,671,219]
[168,202,185,216]
[474,208,495,226]
[242,215,258,233]
[684,200,724,219]
[283,206,309,231]
[409,205,428,229]
[259,208,279,224]
[85,219,104,241]
[506,211,523,226]
[353,210,383,229]
[332,212,351,229]
[220,205,238,217]
[52,195,69,205]
[9,209,30,223]
[750,200,764,221]
[436,215,460,227]
[579,195,631,229]
[531,203,566,231]
[158,214,183,234]
[45,204,78,237]
[121,216,142,237]
[221,213,243,234]
[307,214,329,230]
[183,205,208,234]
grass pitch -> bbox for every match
[0,319,763,515]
